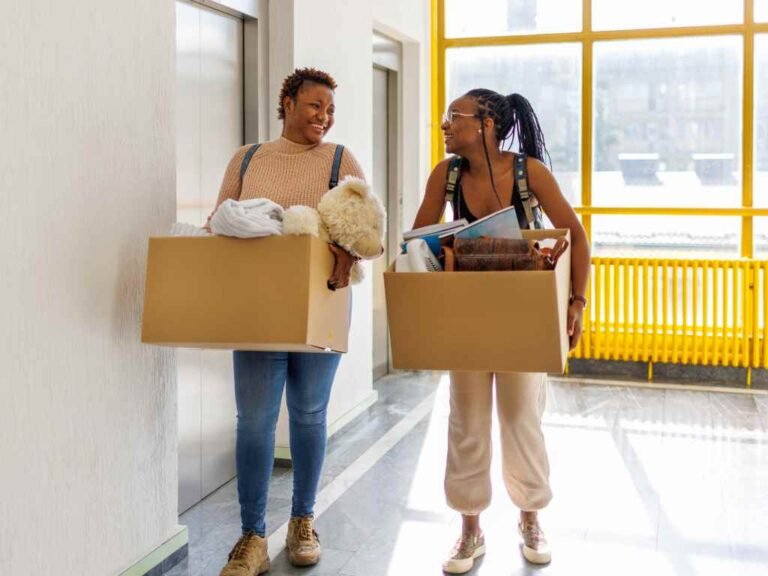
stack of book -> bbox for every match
[401,219,468,254]
[439,206,522,241]
[402,205,526,256]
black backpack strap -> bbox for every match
[329,145,345,189]
[515,153,542,230]
[445,155,463,205]
[240,144,261,190]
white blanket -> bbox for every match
[210,198,284,238]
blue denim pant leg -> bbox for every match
[233,350,341,535]
[286,352,341,518]
[233,351,288,536]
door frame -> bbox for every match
[372,33,403,380]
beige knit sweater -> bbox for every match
[207,136,366,226]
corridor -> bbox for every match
[166,373,768,576]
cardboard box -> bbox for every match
[142,235,349,352]
[384,229,571,373]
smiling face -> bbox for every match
[282,82,335,145]
[442,96,482,155]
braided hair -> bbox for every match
[464,89,551,207]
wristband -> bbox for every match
[570,294,587,309]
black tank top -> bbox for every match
[451,158,529,228]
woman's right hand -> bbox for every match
[567,300,585,350]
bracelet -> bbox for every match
[570,294,588,308]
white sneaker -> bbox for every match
[442,532,486,574]
[518,520,551,564]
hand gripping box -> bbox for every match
[141,235,349,353]
[384,229,571,373]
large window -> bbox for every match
[436,0,768,259]
[593,37,742,209]
[756,34,768,257]
[445,0,581,38]
[446,44,581,203]
[757,218,768,258]
[758,1,768,23]
[592,0,742,31]
[592,215,740,258]
[757,35,768,208]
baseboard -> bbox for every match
[373,363,388,382]
[274,390,380,464]
[566,358,767,389]
[118,525,188,576]
[551,375,768,395]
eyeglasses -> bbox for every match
[442,110,477,125]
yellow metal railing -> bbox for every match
[572,258,768,383]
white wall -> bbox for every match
[372,1,433,229]
[0,1,178,574]
[267,0,431,443]
[0,0,431,571]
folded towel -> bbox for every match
[210,198,284,238]
[170,222,211,237]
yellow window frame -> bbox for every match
[432,0,768,258]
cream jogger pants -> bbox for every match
[444,371,552,514]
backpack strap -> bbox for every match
[444,155,463,205]
[329,144,345,189]
[515,153,542,230]
[241,143,344,192]
[239,143,261,191]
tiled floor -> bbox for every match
[165,373,768,576]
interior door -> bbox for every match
[176,0,244,513]
[372,66,390,381]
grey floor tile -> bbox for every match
[165,375,768,576]
[268,547,355,576]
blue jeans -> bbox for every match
[233,350,341,536]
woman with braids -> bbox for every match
[413,89,590,572]
[213,68,366,576]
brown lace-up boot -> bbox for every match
[285,516,321,566]
[219,532,270,575]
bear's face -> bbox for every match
[318,177,385,259]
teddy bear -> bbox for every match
[282,176,386,285]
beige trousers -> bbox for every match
[444,371,552,514]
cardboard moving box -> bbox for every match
[142,235,349,353]
[384,229,571,373]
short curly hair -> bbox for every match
[277,68,337,119]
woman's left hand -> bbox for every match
[328,243,356,290]
[567,301,585,350]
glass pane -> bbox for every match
[756,36,768,207]
[593,36,742,208]
[756,218,768,258]
[445,0,581,38]
[757,1,768,22]
[593,215,740,258]
[446,44,581,205]
[593,0,742,31]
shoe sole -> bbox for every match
[442,544,486,574]
[287,552,320,567]
[522,545,551,565]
